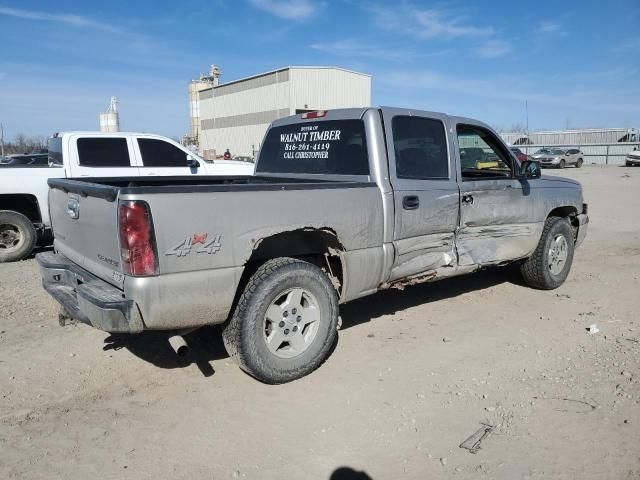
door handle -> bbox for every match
[462,194,474,205]
[403,195,420,210]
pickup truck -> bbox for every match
[37,107,588,384]
[0,131,253,262]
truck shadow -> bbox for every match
[102,265,523,376]
[339,265,523,331]
[103,325,227,377]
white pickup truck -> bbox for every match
[0,131,254,262]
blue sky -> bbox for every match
[0,0,638,139]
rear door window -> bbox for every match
[138,139,188,167]
[392,116,449,179]
[77,138,131,167]
[257,120,369,175]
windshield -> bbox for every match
[257,119,369,175]
[551,149,565,155]
[535,149,551,154]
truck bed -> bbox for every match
[48,175,373,201]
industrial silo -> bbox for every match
[99,97,120,132]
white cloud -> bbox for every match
[310,39,417,62]
[371,5,493,40]
[536,20,561,34]
[0,5,121,33]
[248,0,317,21]
[476,39,511,58]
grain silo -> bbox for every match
[99,96,120,133]
[186,65,221,147]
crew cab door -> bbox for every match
[134,137,203,176]
[67,135,140,177]
[455,122,540,266]
[383,109,460,281]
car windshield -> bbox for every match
[535,149,551,154]
[551,149,565,155]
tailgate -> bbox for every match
[48,180,124,289]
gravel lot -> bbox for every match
[1,165,639,479]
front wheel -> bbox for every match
[0,210,37,263]
[521,216,575,290]
[222,257,339,384]
[558,159,566,169]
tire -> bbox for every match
[558,159,566,169]
[520,216,575,290]
[222,257,339,384]
[0,210,37,263]
[576,158,583,168]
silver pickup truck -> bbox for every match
[37,107,588,383]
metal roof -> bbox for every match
[199,66,371,93]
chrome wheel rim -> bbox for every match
[263,287,320,359]
[548,234,568,275]
[0,224,22,251]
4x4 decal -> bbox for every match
[165,233,222,257]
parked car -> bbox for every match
[509,147,530,163]
[0,131,254,262]
[625,148,640,166]
[531,148,584,168]
[37,107,588,384]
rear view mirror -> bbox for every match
[186,155,200,168]
[519,160,541,179]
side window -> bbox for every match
[138,139,188,167]
[392,116,449,179]
[77,138,131,167]
[457,125,513,179]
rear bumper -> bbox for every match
[575,212,588,248]
[36,252,144,333]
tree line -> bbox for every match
[1,133,48,155]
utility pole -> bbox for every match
[525,100,529,135]
[0,123,4,158]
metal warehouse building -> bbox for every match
[197,66,371,158]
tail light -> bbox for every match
[301,110,327,119]
[118,200,158,276]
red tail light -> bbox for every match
[301,110,327,119]
[118,200,158,276]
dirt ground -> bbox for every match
[1,165,639,480]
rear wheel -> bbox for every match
[0,210,37,263]
[576,158,583,168]
[521,216,575,290]
[222,257,339,384]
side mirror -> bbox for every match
[186,155,200,168]
[519,160,541,179]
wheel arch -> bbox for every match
[0,194,42,224]
[232,228,345,311]
[547,205,580,240]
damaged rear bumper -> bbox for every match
[36,251,144,333]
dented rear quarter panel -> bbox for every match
[119,184,384,328]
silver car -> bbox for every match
[625,148,640,166]
[532,148,584,168]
